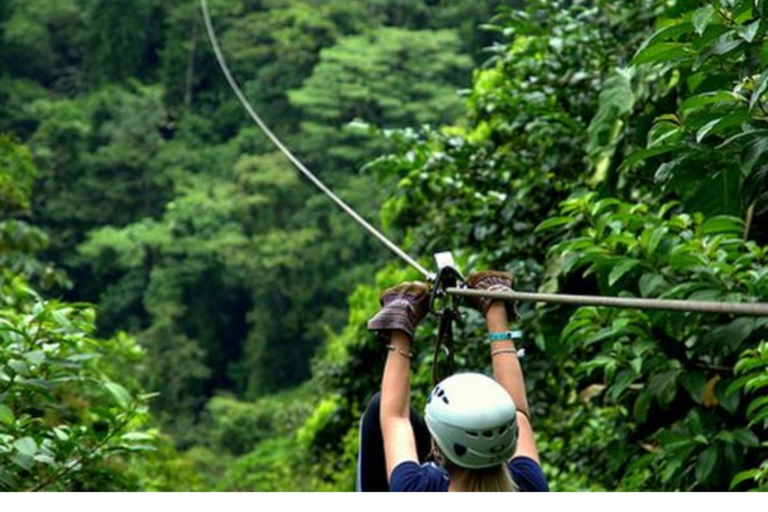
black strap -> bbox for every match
[432,307,458,387]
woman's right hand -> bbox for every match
[465,270,516,318]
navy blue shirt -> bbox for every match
[390,457,549,492]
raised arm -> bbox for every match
[366,282,430,482]
[485,302,538,462]
[466,271,539,463]
[380,330,418,480]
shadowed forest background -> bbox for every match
[1,0,768,491]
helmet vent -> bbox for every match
[499,425,508,435]
[453,443,467,457]
[465,431,478,438]
[482,430,494,438]
[433,387,449,404]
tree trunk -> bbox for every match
[185,19,199,108]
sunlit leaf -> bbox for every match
[693,5,716,35]
[608,259,640,286]
[680,91,743,112]
[0,405,14,425]
[104,382,132,409]
[632,43,690,66]
[750,70,768,110]
[12,437,36,457]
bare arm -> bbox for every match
[486,302,539,462]
[380,331,419,481]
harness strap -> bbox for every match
[432,306,458,387]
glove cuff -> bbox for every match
[367,299,417,338]
[465,271,517,318]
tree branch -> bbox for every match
[26,410,137,492]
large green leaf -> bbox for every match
[640,21,695,50]
[619,145,682,171]
[681,372,706,404]
[715,379,742,413]
[535,216,574,233]
[648,369,680,406]
[692,5,716,35]
[608,370,638,401]
[680,91,743,112]
[12,437,36,457]
[695,36,744,70]
[695,446,718,483]
[746,395,768,419]
[632,43,691,66]
[741,136,768,174]
[700,215,744,236]
[104,382,132,409]
[731,469,761,489]
[731,428,759,447]
[696,111,749,143]
[608,259,640,286]
[0,405,14,425]
[751,70,768,111]
[639,273,668,297]
[737,19,761,43]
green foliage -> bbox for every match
[31,84,170,241]
[0,135,35,212]
[290,0,768,493]
[610,0,768,222]
[728,341,768,490]
[0,0,84,88]
[122,433,208,492]
[0,138,69,292]
[0,277,157,491]
[365,0,663,284]
[543,194,768,490]
[85,0,161,85]
[203,387,314,456]
[5,0,767,493]
[289,27,472,167]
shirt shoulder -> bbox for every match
[389,461,449,492]
[509,456,550,492]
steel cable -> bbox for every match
[200,0,433,280]
[201,0,768,317]
[446,287,768,316]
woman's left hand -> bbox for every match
[367,281,430,338]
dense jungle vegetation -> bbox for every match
[1,0,767,491]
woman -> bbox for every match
[357,271,548,492]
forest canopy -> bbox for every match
[1,0,767,492]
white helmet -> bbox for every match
[425,373,518,469]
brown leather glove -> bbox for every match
[367,282,430,338]
[465,270,516,318]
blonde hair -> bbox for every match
[434,444,518,492]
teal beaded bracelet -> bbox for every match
[488,330,523,343]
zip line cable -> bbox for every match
[201,0,768,317]
[445,288,768,316]
[199,0,433,280]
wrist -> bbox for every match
[486,318,509,334]
[390,331,413,348]
[485,301,508,326]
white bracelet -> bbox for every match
[491,347,526,358]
